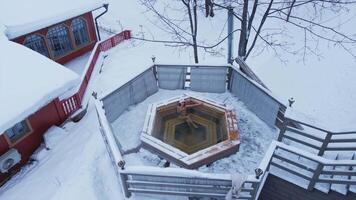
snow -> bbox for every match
[111,89,278,174]
[286,108,356,133]
[95,100,124,166]
[1,0,356,199]
[43,126,68,149]
[95,40,228,98]
[0,0,107,39]
[0,37,79,134]
[0,102,187,200]
[0,104,124,200]
[64,51,92,76]
[100,0,356,134]
[124,165,231,180]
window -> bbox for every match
[24,34,49,57]
[5,120,32,144]
[71,18,89,47]
[47,25,73,57]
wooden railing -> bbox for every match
[59,30,131,119]
[269,141,356,192]
[278,117,356,156]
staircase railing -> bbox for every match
[269,141,356,192]
[58,30,131,120]
[278,117,356,156]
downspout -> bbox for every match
[94,3,109,41]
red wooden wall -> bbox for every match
[0,26,131,184]
[12,12,98,65]
[0,99,64,184]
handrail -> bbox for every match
[278,117,356,156]
[116,140,356,199]
[59,30,131,119]
[285,109,356,134]
[95,100,125,168]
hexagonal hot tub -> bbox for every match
[141,94,240,169]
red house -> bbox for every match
[0,0,110,184]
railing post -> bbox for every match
[249,182,259,200]
[307,163,323,191]
[277,119,288,141]
[318,132,332,156]
[119,172,131,198]
[227,67,233,91]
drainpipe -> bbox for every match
[227,6,234,64]
[95,3,109,41]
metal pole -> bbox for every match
[227,6,234,64]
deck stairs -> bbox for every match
[273,122,356,196]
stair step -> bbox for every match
[269,164,309,190]
[275,148,318,169]
[330,152,354,195]
[313,152,338,194]
[314,182,331,194]
[282,131,321,154]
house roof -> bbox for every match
[0,0,107,39]
[0,26,79,134]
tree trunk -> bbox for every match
[238,0,249,59]
[186,0,199,63]
[192,36,199,63]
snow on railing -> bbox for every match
[95,99,133,198]
[59,30,131,119]
[95,100,125,168]
[115,140,356,199]
[269,141,356,193]
[278,116,356,156]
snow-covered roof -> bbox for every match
[0,29,79,134]
[0,0,107,39]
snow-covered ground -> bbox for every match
[64,51,92,76]
[1,0,356,199]
[112,89,277,174]
[0,104,124,200]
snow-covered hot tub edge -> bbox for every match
[95,93,273,199]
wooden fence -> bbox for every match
[59,30,131,118]
[116,141,356,199]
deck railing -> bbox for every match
[278,117,356,156]
[59,30,131,120]
[269,141,356,192]
[94,60,355,199]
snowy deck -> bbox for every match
[111,89,278,174]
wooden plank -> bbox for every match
[128,188,227,198]
[270,162,312,181]
[126,180,230,191]
[321,170,356,176]
[286,127,325,142]
[282,134,321,150]
[318,177,356,185]
[273,155,316,172]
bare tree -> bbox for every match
[182,0,199,63]
[138,0,356,63]
[139,0,201,63]
[217,0,356,62]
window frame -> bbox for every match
[4,119,33,147]
[71,17,91,48]
[23,34,51,58]
[46,24,74,58]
